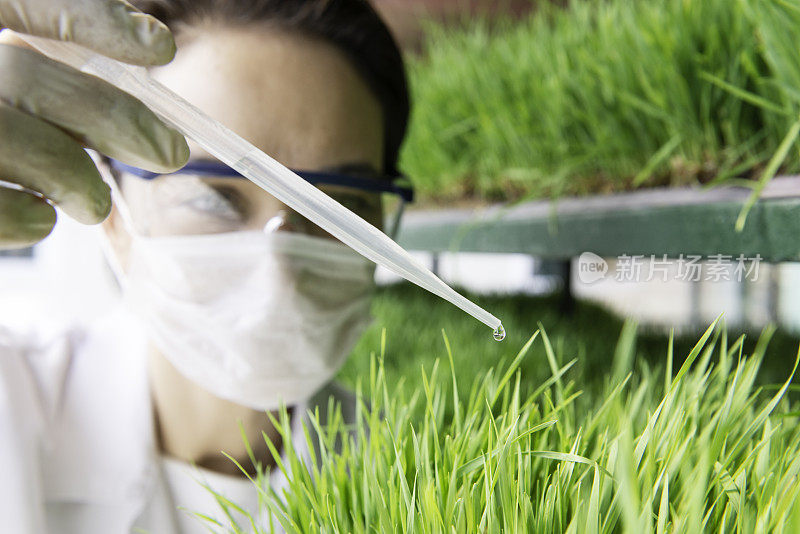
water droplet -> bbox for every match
[493,325,506,342]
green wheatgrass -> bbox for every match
[199,285,800,533]
[400,0,800,207]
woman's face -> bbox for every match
[109,23,385,238]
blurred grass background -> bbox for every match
[338,284,800,395]
[394,0,800,204]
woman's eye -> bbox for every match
[179,186,247,221]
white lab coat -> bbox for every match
[0,306,356,533]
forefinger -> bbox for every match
[0,0,175,66]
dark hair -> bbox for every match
[132,0,409,178]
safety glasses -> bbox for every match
[109,160,414,239]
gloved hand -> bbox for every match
[0,0,190,248]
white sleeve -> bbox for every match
[0,325,69,533]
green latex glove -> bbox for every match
[0,0,190,248]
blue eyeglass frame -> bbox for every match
[109,160,414,203]
[108,159,415,238]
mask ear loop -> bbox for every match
[90,153,145,287]
[263,211,287,234]
[104,173,143,238]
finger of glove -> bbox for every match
[0,44,189,173]
[0,0,175,66]
[0,186,56,249]
[0,103,110,224]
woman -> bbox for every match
[0,0,409,532]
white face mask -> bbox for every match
[106,188,375,410]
